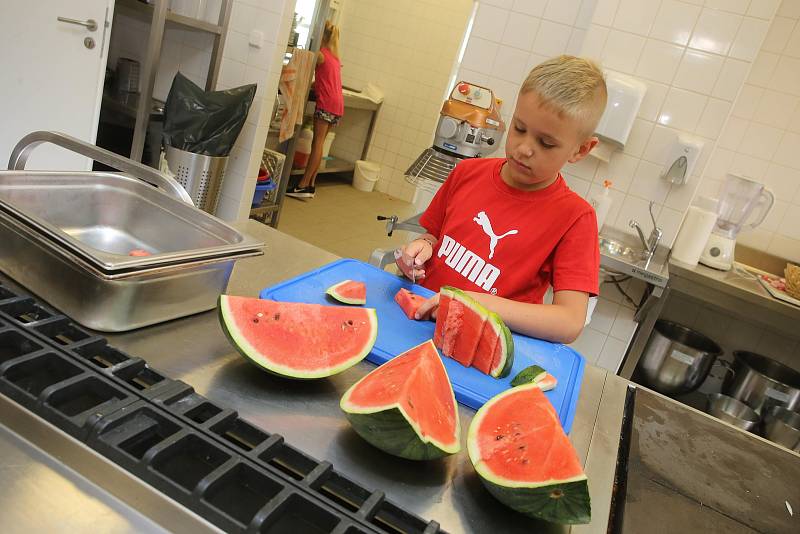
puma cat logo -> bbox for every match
[473,211,518,259]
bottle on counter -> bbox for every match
[292,126,314,169]
[590,179,613,232]
[671,196,719,266]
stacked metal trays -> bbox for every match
[0,131,264,331]
[0,281,443,534]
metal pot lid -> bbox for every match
[0,171,263,272]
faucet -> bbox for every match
[629,201,663,266]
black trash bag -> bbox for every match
[162,72,256,157]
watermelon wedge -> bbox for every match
[467,383,590,524]
[340,340,460,460]
[219,295,377,379]
[511,365,558,391]
[394,288,426,320]
[326,280,366,305]
[434,287,514,378]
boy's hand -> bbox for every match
[395,238,433,282]
[414,293,439,321]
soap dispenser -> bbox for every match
[662,135,704,185]
[590,180,613,231]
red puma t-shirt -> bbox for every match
[418,157,599,304]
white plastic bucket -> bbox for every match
[353,160,380,192]
[322,132,336,159]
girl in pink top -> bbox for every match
[287,22,343,199]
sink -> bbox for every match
[599,228,670,288]
[599,236,647,261]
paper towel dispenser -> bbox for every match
[591,72,647,162]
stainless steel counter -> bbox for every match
[0,221,626,533]
[669,258,800,334]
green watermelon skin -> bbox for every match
[480,477,591,525]
[345,410,454,460]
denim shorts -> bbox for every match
[314,109,341,126]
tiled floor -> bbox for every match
[277,177,419,261]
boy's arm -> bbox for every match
[465,290,588,344]
[416,290,588,344]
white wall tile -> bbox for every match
[462,37,500,71]
[567,28,588,55]
[732,84,764,119]
[762,16,796,53]
[770,55,800,94]
[502,13,540,51]
[747,50,781,86]
[657,88,708,132]
[543,0,582,26]
[582,25,610,61]
[602,29,646,73]
[786,20,800,57]
[629,159,672,204]
[738,122,784,160]
[729,152,770,178]
[600,151,640,192]
[588,297,619,334]
[643,124,679,166]
[532,20,572,56]
[673,49,724,94]
[777,0,800,18]
[563,173,592,197]
[512,0,548,17]
[472,3,510,41]
[773,131,800,169]
[610,305,637,342]
[712,58,750,101]
[761,199,789,232]
[763,163,800,199]
[651,0,701,46]
[705,0,750,15]
[613,0,660,36]
[569,326,608,362]
[748,0,781,19]
[491,45,529,82]
[730,17,770,61]
[637,80,670,121]
[592,0,620,27]
[717,115,748,149]
[596,336,628,373]
[623,118,654,157]
[695,98,731,139]
[768,234,800,263]
[689,8,743,56]
[635,40,685,84]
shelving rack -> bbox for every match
[114,0,233,162]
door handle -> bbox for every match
[57,16,97,32]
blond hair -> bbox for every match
[521,55,607,138]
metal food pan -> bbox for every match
[4,131,262,273]
[0,211,254,332]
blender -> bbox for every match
[699,174,774,270]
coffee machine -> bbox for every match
[699,174,774,271]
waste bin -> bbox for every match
[165,145,228,213]
[352,160,380,192]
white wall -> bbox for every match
[699,0,800,263]
[337,0,474,200]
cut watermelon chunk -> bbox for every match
[340,340,460,460]
[393,288,426,320]
[219,295,377,379]
[434,286,514,378]
[326,280,366,305]
[467,383,590,524]
[511,365,558,391]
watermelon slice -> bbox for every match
[394,288,426,320]
[219,295,377,379]
[326,280,366,305]
[511,365,558,391]
[340,340,460,460]
[434,287,514,378]
[467,383,590,524]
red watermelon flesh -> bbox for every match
[433,289,453,347]
[340,340,460,459]
[472,321,499,374]
[219,295,377,379]
[394,288,426,320]
[467,383,590,524]
[326,280,367,305]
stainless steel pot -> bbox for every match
[639,320,723,396]
[763,406,800,450]
[706,393,760,432]
[722,351,800,415]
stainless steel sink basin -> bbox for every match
[600,236,648,261]
[599,228,670,288]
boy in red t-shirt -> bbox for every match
[397,56,607,343]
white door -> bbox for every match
[0,0,113,170]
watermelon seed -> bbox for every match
[273,313,280,320]
[347,320,354,326]
[252,318,259,323]
[495,434,504,441]
[522,459,529,464]
[550,489,564,499]
[517,445,526,450]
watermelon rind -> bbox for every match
[487,312,514,378]
[218,295,377,379]
[340,340,461,460]
[467,383,591,524]
[326,280,366,305]
[510,365,547,387]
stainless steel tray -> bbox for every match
[4,131,263,272]
[0,210,253,331]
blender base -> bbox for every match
[699,233,736,270]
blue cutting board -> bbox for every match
[260,259,585,433]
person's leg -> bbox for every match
[298,117,330,189]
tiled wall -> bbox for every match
[697,0,800,263]
[336,0,474,200]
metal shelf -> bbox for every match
[290,157,355,176]
[117,0,223,34]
